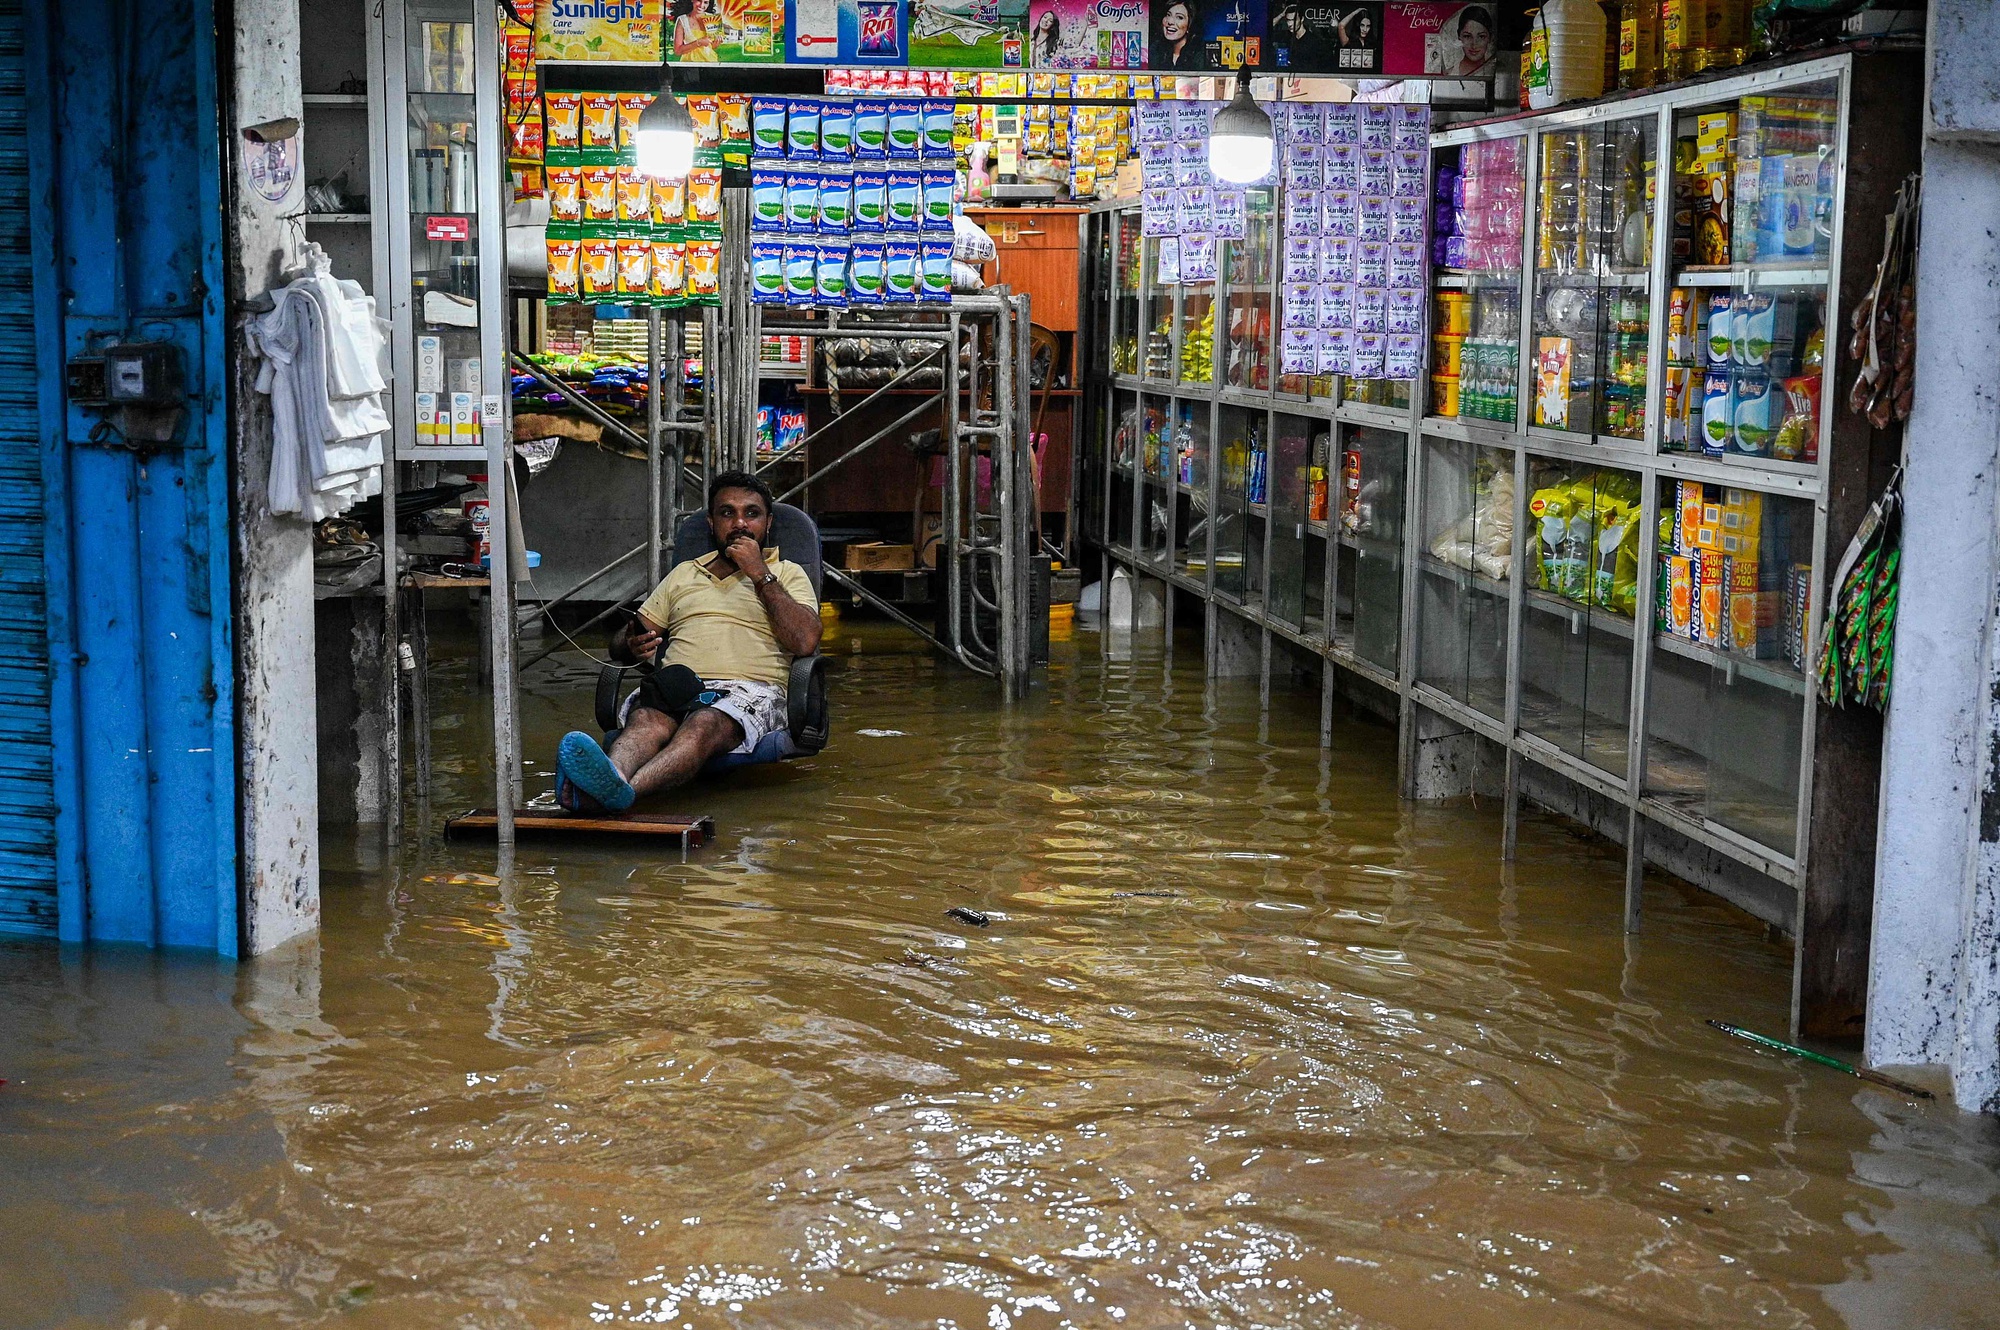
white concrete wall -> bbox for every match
[229,1,321,953]
[1867,0,2000,1111]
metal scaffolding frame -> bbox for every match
[748,291,1038,698]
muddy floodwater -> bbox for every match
[3,617,1998,1329]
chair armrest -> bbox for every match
[595,663,629,734]
[786,654,830,755]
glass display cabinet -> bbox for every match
[1662,77,1837,469]
[1081,51,1920,1040]
[1333,424,1406,674]
[1516,460,1640,774]
[1430,132,1528,426]
[1223,187,1275,393]
[1137,393,1175,570]
[1112,211,1142,377]
[1142,238,1175,383]
[1643,481,1814,857]
[384,0,509,465]
[1169,399,1210,581]
[1415,436,1513,722]
[1528,116,1656,441]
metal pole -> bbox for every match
[996,299,1018,700]
[647,306,663,587]
[664,315,682,564]
[474,0,516,840]
[944,308,963,667]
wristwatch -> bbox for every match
[756,571,779,587]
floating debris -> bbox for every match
[856,728,907,737]
[420,872,502,887]
[1707,1020,1934,1099]
[945,906,990,927]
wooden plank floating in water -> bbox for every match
[445,809,717,847]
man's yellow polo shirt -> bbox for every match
[637,548,814,688]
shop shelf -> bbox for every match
[1651,631,1808,698]
[1524,586,1634,639]
[1674,265,1831,289]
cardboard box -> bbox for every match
[1696,111,1736,164]
[1666,555,1694,639]
[1725,555,1779,658]
[1719,487,1763,561]
[1694,551,1724,646]
[916,515,943,570]
[844,542,915,572]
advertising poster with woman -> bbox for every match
[1385,1,1496,77]
[1268,2,1381,74]
[1027,0,1147,69]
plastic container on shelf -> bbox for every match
[1433,333,1465,376]
[1527,0,1608,111]
[1436,292,1472,336]
[1432,374,1461,417]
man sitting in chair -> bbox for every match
[556,471,821,811]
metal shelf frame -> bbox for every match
[1081,52,1915,1038]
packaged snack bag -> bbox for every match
[684,239,721,303]
[616,232,653,299]
[547,164,582,223]
[749,240,785,303]
[544,91,583,151]
[616,165,651,224]
[580,234,618,298]
[580,164,618,224]
[849,238,886,303]
[651,237,686,305]
[751,166,786,231]
[616,92,655,150]
[686,167,723,224]
[545,229,582,301]
[752,96,787,158]
[581,93,619,151]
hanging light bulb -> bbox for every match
[1208,69,1274,185]
[634,71,695,180]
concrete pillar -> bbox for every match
[1867,0,2000,1111]
[228,0,321,952]
[315,597,390,824]
[1408,704,1499,801]
[1209,607,1261,679]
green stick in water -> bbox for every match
[1707,1021,1934,1099]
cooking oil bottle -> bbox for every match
[1617,0,1659,90]
[1661,0,1700,81]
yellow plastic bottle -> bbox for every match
[1661,0,1702,81]
[1618,0,1659,90]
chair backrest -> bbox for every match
[674,501,823,598]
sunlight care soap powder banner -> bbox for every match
[536,0,666,62]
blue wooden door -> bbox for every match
[14,0,238,953]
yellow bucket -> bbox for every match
[1431,374,1461,417]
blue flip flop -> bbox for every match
[557,731,636,811]
[554,768,600,814]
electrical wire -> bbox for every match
[520,569,624,669]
